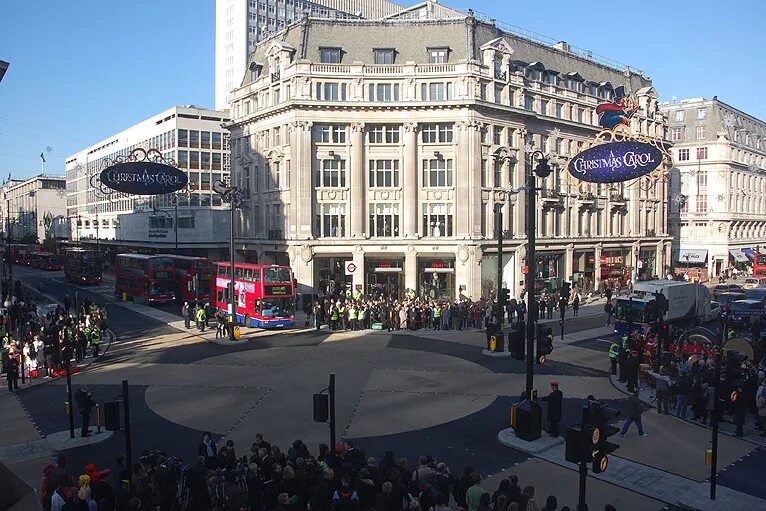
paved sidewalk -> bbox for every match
[534,442,766,510]
[610,374,766,447]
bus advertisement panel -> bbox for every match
[64,248,102,284]
[161,255,213,305]
[115,254,175,304]
[213,263,295,328]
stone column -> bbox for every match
[294,246,315,295]
[352,248,365,294]
[350,122,366,238]
[293,120,314,238]
[404,249,417,294]
[514,129,527,239]
[502,160,512,234]
[594,243,603,290]
[402,123,419,237]
[471,122,484,237]
[565,244,574,281]
[456,121,471,237]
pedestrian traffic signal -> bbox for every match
[104,401,120,431]
[584,401,621,474]
[498,288,510,308]
[509,326,524,360]
[313,393,329,422]
[561,282,571,302]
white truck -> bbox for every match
[614,280,712,336]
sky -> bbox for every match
[1,0,764,179]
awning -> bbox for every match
[676,249,708,263]
[729,249,749,263]
[741,248,756,261]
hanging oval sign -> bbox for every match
[99,162,188,195]
[568,141,663,183]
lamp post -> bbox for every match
[213,180,245,340]
[524,149,552,398]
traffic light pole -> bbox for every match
[495,204,504,348]
[577,461,588,511]
[710,351,723,500]
[525,157,538,397]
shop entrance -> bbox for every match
[315,256,352,299]
[418,258,455,302]
[365,258,404,300]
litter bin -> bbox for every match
[233,325,241,340]
[512,399,542,441]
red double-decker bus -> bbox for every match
[29,251,64,270]
[754,254,766,278]
[160,255,213,305]
[10,244,36,265]
[64,248,102,284]
[115,253,176,304]
[213,263,295,328]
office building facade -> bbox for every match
[661,97,766,280]
[227,8,671,300]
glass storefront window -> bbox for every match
[417,259,455,302]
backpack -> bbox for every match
[333,487,359,511]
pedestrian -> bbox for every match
[572,294,580,318]
[196,306,206,332]
[626,350,639,393]
[620,391,647,437]
[75,384,95,437]
[604,301,614,326]
[216,309,227,339]
[541,381,563,437]
[653,368,671,415]
[702,382,715,425]
[465,474,488,511]
[6,355,19,391]
[182,302,191,329]
[608,340,619,375]
[198,431,217,469]
[756,379,766,436]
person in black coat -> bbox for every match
[75,384,95,437]
[198,431,217,469]
[541,381,563,437]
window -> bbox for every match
[421,82,453,101]
[374,48,395,64]
[546,72,558,86]
[524,95,534,111]
[567,78,584,93]
[422,203,453,237]
[678,148,690,161]
[540,99,548,115]
[493,126,503,145]
[189,151,199,169]
[317,159,346,187]
[316,82,347,101]
[212,132,222,150]
[178,150,188,168]
[493,159,503,188]
[367,124,400,144]
[697,194,707,212]
[671,128,683,142]
[369,160,400,187]
[697,147,708,160]
[429,48,448,63]
[273,127,280,146]
[369,203,400,237]
[421,123,453,143]
[178,129,188,147]
[314,124,346,143]
[189,130,199,148]
[320,47,341,63]
[555,103,563,118]
[697,107,707,119]
[697,171,707,188]
[675,110,685,122]
[369,83,400,102]
[577,108,585,123]
[696,126,706,140]
[316,203,346,237]
[201,131,211,149]
[422,159,453,187]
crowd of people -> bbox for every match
[1,283,108,391]
[40,434,625,511]
[608,320,766,437]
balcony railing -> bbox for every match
[609,193,626,202]
[267,229,284,240]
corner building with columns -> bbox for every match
[227,8,671,301]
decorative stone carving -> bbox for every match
[404,122,419,133]
[327,190,337,200]
[405,78,417,100]
[355,245,364,253]
[351,122,365,133]
[457,245,469,263]
[300,245,313,263]
[353,78,364,99]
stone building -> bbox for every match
[661,97,766,280]
[227,6,670,300]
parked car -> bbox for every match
[729,300,766,326]
[704,301,722,322]
[742,277,766,290]
[713,283,744,299]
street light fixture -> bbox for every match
[213,180,245,340]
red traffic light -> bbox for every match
[538,354,546,364]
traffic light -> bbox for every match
[561,282,571,302]
[725,349,748,395]
[498,288,510,308]
[536,325,553,364]
[313,393,329,422]
[585,401,621,474]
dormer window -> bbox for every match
[428,47,449,64]
[526,62,544,82]
[320,47,342,63]
[545,72,559,86]
[374,48,395,65]
[566,73,584,93]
